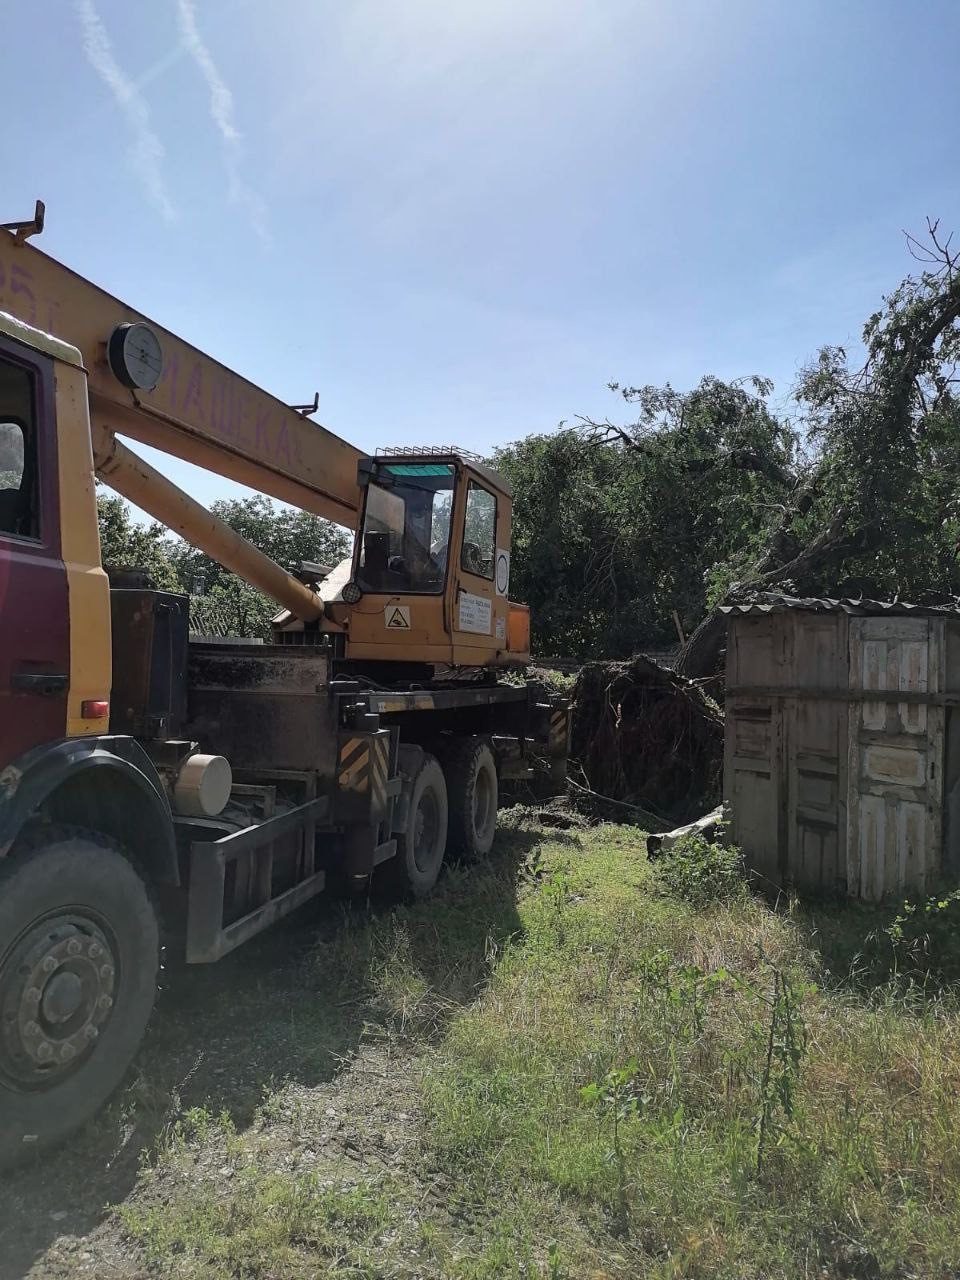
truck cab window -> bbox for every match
[357,462,455,595]
[462,482,496,579]
[0,361,39,539]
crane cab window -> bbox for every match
[461,481,496,580]
[357,462,455,595]
[0,360,39,541]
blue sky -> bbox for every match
[5,0,960,519]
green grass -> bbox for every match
[116,816,960,1279]
[124,1156,393,1278]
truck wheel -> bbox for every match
[444,737,498,860]
[0,828,159,1167]
[386,755,448,898]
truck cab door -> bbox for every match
[0,338,69,767]
[452,479,507,661]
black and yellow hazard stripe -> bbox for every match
[370,734,388,813]
[549,707,569,755]
[338,736,370,793]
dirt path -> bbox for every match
[7,1042,436,1278]
[0,897,437,1279]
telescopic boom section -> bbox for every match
[97,435,326,622]
[0,230,362,529]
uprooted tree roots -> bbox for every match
[571,655,723,824]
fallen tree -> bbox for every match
[571,654,724,823]
[677,220,960,680]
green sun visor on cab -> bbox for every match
[380,463,455,477]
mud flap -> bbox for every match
[336,727,400,881]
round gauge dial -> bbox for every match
[107,322,164,392]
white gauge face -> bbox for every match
[108,322,163,391]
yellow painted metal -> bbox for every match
[507,603,531,660]
[342,460,526,666]
[0,232,362,528]
[54,362,112,735]
[0,230,531,659]
[97,434,325,623]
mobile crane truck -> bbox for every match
[0,202,569,1162]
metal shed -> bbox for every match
[723,596,960,901]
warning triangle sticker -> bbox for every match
[387,607,410,629]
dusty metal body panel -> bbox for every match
[185,643,337,777]
[109,589,189,738]
[724,600,960,900]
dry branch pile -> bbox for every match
[571,655,723,823]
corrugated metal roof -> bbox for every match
[720,592,960,618]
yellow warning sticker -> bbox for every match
[385,604,411,629]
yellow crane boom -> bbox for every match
[0,213,361,529]
[96,434,326,621]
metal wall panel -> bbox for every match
[782,614,845,891]
[726,613,847,890]
[726,615,783,689]
[846,618,944,900]
[786,698,845,892]
[726,609,956,900]
[724,698,781,885]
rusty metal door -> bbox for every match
[847,617,944,900]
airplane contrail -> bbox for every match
[175,0,239,144]
[75,0,177,223]
[175,0,270,244]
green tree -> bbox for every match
[493,376,795,658]
[169,495,349,593]
[678,220,960,676]
[498,222,960,672]
[170,494,351,639]
[96,492,182,592]
[96,490,351,639]
[188,576,278,640]
[494,429,657,656]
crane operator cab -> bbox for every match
[290,449,531,672]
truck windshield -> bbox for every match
[357,463,455,595]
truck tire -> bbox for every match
[385,755,448,899]
[443,737,498,860]
[0,827,159,1167]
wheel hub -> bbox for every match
[42,971,84,1024]
[0,916,117,1088]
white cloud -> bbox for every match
[75,0,176,223]
[175,0,270,245]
